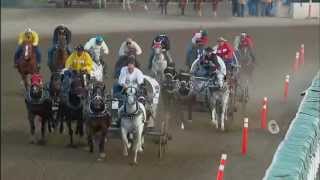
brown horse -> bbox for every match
[85,81,111,161]
[49,33,70,73]
[16,42,37,90]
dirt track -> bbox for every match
[1,17,319,180]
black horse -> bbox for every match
[47,72,64,132]
[25,84,52,145]
[84,81,111,160]
[60,74,87,147]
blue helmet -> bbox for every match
[95,35,103,44]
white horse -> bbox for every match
[151,44,167,83]
[208,85,230,131]
[119,86,146,165]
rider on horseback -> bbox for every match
[191,47,226,88]
[186,29,208,68]
[216,37,237,73]
[48,24,72,69]
[238,32,256,63]
[118,38,142,58]
[62,45,94,95]
[148,33,173,70]
[84,35,109,77]
[14,28,41,69]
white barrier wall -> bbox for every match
[292,2,320,18]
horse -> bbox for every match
[60,74,87,147]
[238,46,255,81]
[84,81,111,161]
[48,32,70,73]
[16,42,38,90]
[151,43,168,83]
[206,79,230,131]
[47,72,64,132]
[25,81,52,145]
[119,86,146,165]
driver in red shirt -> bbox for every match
[239,32,256,62]
[216,37,236,72]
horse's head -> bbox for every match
[89,85,106,113]
[22,42,33,61]
[153,42,162,55]
[176,71,191,96]
[125,86,137,105]
[50,72,63,95]
[29,84,43,100]
[57,32,67,49]
[70,75,86,98]
[163,66,178,92]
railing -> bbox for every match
[263,71,320,180]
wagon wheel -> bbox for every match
[158,112,169,159]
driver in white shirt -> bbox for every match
[118,58,144,90]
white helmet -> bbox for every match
[25,28,32,34]
[241,32,247,37]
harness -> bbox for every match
[66,93,82,111]
[122,101,142,120]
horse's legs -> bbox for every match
[221,91,229,131]
[188,96,194,121]
[120,126,129,156]
[87,131,93,153]
[28,112,36,143]
[98,129,107,159]
[40,117,46,145]
[132,124,144,164]
[67,121,74,147]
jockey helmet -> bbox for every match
[25,28,32,35]
[217,37,227,42]
[76,44,84,52]
[241,32,247,37]
[95,35,103,45]
[31,73,43,87]
[201,30,208,37]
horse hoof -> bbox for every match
[130,162,138,166]
[123,151,129,157]
[67,144,77,148]
[138,147,144,153]
[99,153,106,159]
[37,139,47,146]
[128,143,132,149]
[97,158,104,162]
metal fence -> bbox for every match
[263,71,320,180]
